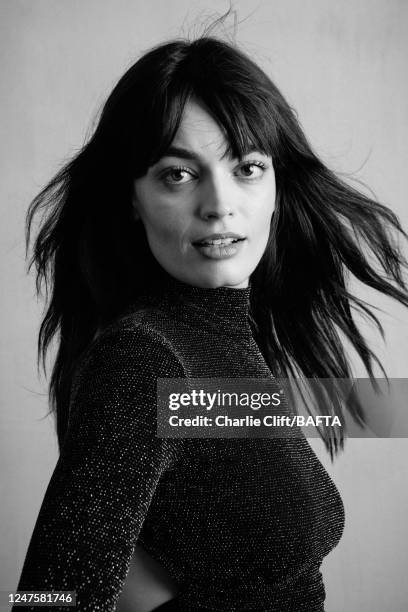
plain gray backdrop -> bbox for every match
[1,1,407,611]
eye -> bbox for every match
[235,161,267,180]
[161,166,197,185]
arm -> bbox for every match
[14,322,185,611]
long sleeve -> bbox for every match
[14,322,185,611]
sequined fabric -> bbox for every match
[15,273,345,611]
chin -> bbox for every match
[190,267,250,289]
[162,259,253,289]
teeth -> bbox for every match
[200,238,238,246]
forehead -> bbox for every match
[170,99,228,159]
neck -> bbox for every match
[135,269,253,338]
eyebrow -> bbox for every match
[160,146,200,161]
[157,144,264,163]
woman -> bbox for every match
[14,35,408,611]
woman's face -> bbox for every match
[132,100,276,288]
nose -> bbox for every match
[198,173,234,221]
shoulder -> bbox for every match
[89,310,181,366]
[71,313,185,402]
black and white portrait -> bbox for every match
[1,2,408,611]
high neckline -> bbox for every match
[132,271,253,339]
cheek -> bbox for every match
[141,205,187,246]
[134,183,175,238]
[252,196,275,234]
[249,176,276,221]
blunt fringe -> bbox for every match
[26,36,408,458]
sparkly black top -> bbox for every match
[15,274,345,611]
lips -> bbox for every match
[192,233,246,246]
[192,232,246,261]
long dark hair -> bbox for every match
[27,36,408,456]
